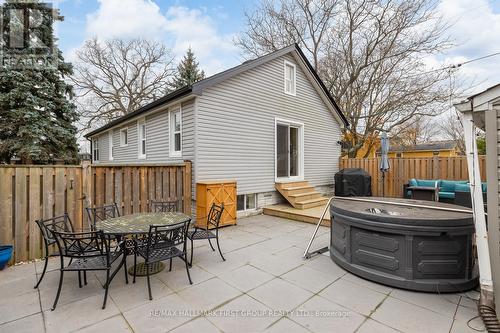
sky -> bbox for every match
[22,0,495,96]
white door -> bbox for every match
[275,119,303,181]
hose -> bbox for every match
[478,298,500,332]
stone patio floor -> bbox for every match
[0,214,485,333]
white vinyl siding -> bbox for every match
[196,54,342,194]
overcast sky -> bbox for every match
[51,0,500,95]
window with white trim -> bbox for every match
[92,138,99,162]
[284,61,296,95]
[109,131,114,160]
[170,107,182,157]
[138,119,146,159]
[120,128,128,146]
[237,194,257,211]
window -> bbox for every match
[237,194,257,211]
[120,128,128,146]
[109,132,114,160]
[396,153,402,158]
[284,60,296,95]
[170,106,182,157]
[92,138,99,162]
[138,119,146,159]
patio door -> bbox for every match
[276,119,303,180]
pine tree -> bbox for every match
[170,47,205,90]
[0,2,79,164]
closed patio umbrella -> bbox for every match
[380,132,390,196]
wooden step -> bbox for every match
[282,185,315,195]
[276,181,310,190]
[295,197,329,209]
[288,191,322,203]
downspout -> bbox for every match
[462,99,500,331]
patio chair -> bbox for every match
[150,200,178,213]
[133,219,192,300]
[187,203,225,266]
[34,214,75,289]
[85,203,121,231]
[51,229,122,310]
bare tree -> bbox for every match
[391,116,440,148]
[440,111,465,155]
[237,0,460,157]
[72,38,175,133]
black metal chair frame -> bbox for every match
[187,203,225,266]
[51,229,122,310]
[133,219,192,300]
[34,214,75,289]
[150,200,179,213]
[85,203,131,284]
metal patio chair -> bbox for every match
[51,229,122,310]
[150,200,179,213]
[34,214,75,289]
[133,219,192,300]
[187,203,225,266]
[85,203,121,231]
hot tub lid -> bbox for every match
[331,197,474,227]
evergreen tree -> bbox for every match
[170,47,205,90]
[0,1,79,164]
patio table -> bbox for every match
[96,212,191,277]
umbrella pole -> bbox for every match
[382,171,385,197]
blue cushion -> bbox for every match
[482,182,487,192]
[440,180,457,193]
[439,191,455,199]
[455,183,470,192]
[417,179,440,187]
[409,179,417,187]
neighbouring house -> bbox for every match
[454,83,500,321]
[84,44,349,217]
[385,140,460,158]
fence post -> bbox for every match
[81,160,92,209]
[183,161,192,214]
[433,154,439,179]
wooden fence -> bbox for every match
[0,162,192,264]
[340,156,486,197]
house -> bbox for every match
[386,140,459,158]
[454,83,500,321]
[84,44,349,217]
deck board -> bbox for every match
[263,203,330,226]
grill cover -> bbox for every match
[334,168,372,197]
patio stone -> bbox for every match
[372,296,453,333]
[75,315,132,333]
[109,275,174,312]
[38,271,104,311]
[451,296,485,332]
[341,272,392,295]
[123,293,194,333]
[263,317,310,333]
[206,294,277,333]
[356,318,400,333]
[0,262,36,284]
[44,294,120,333]
[290,295,365,332]
[0,313,44,333]
[177,277,242,311]
[249,252,302,276]
[218,264,274,292]
[319,278,387,316]
[169,317,221,333]
[248,278,313,311]
[0,290,40,325]
[1,273,38,298]
[156,262,214,292]
[281,265,338,293]
[302,254,347,278]
[194,250,248,275]
[390,288,460,318]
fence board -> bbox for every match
[0,163,192,264]
[340,156,486,197]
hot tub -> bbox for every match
[330,197,478,292]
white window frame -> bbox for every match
[120,128,128,147]
[284,60,296,96]
[108,131,114,161]
[137,118,146,159]
[92,138,99,163]
[274,117,304,182]
[237,194,257,211]
[169,105,182,157]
